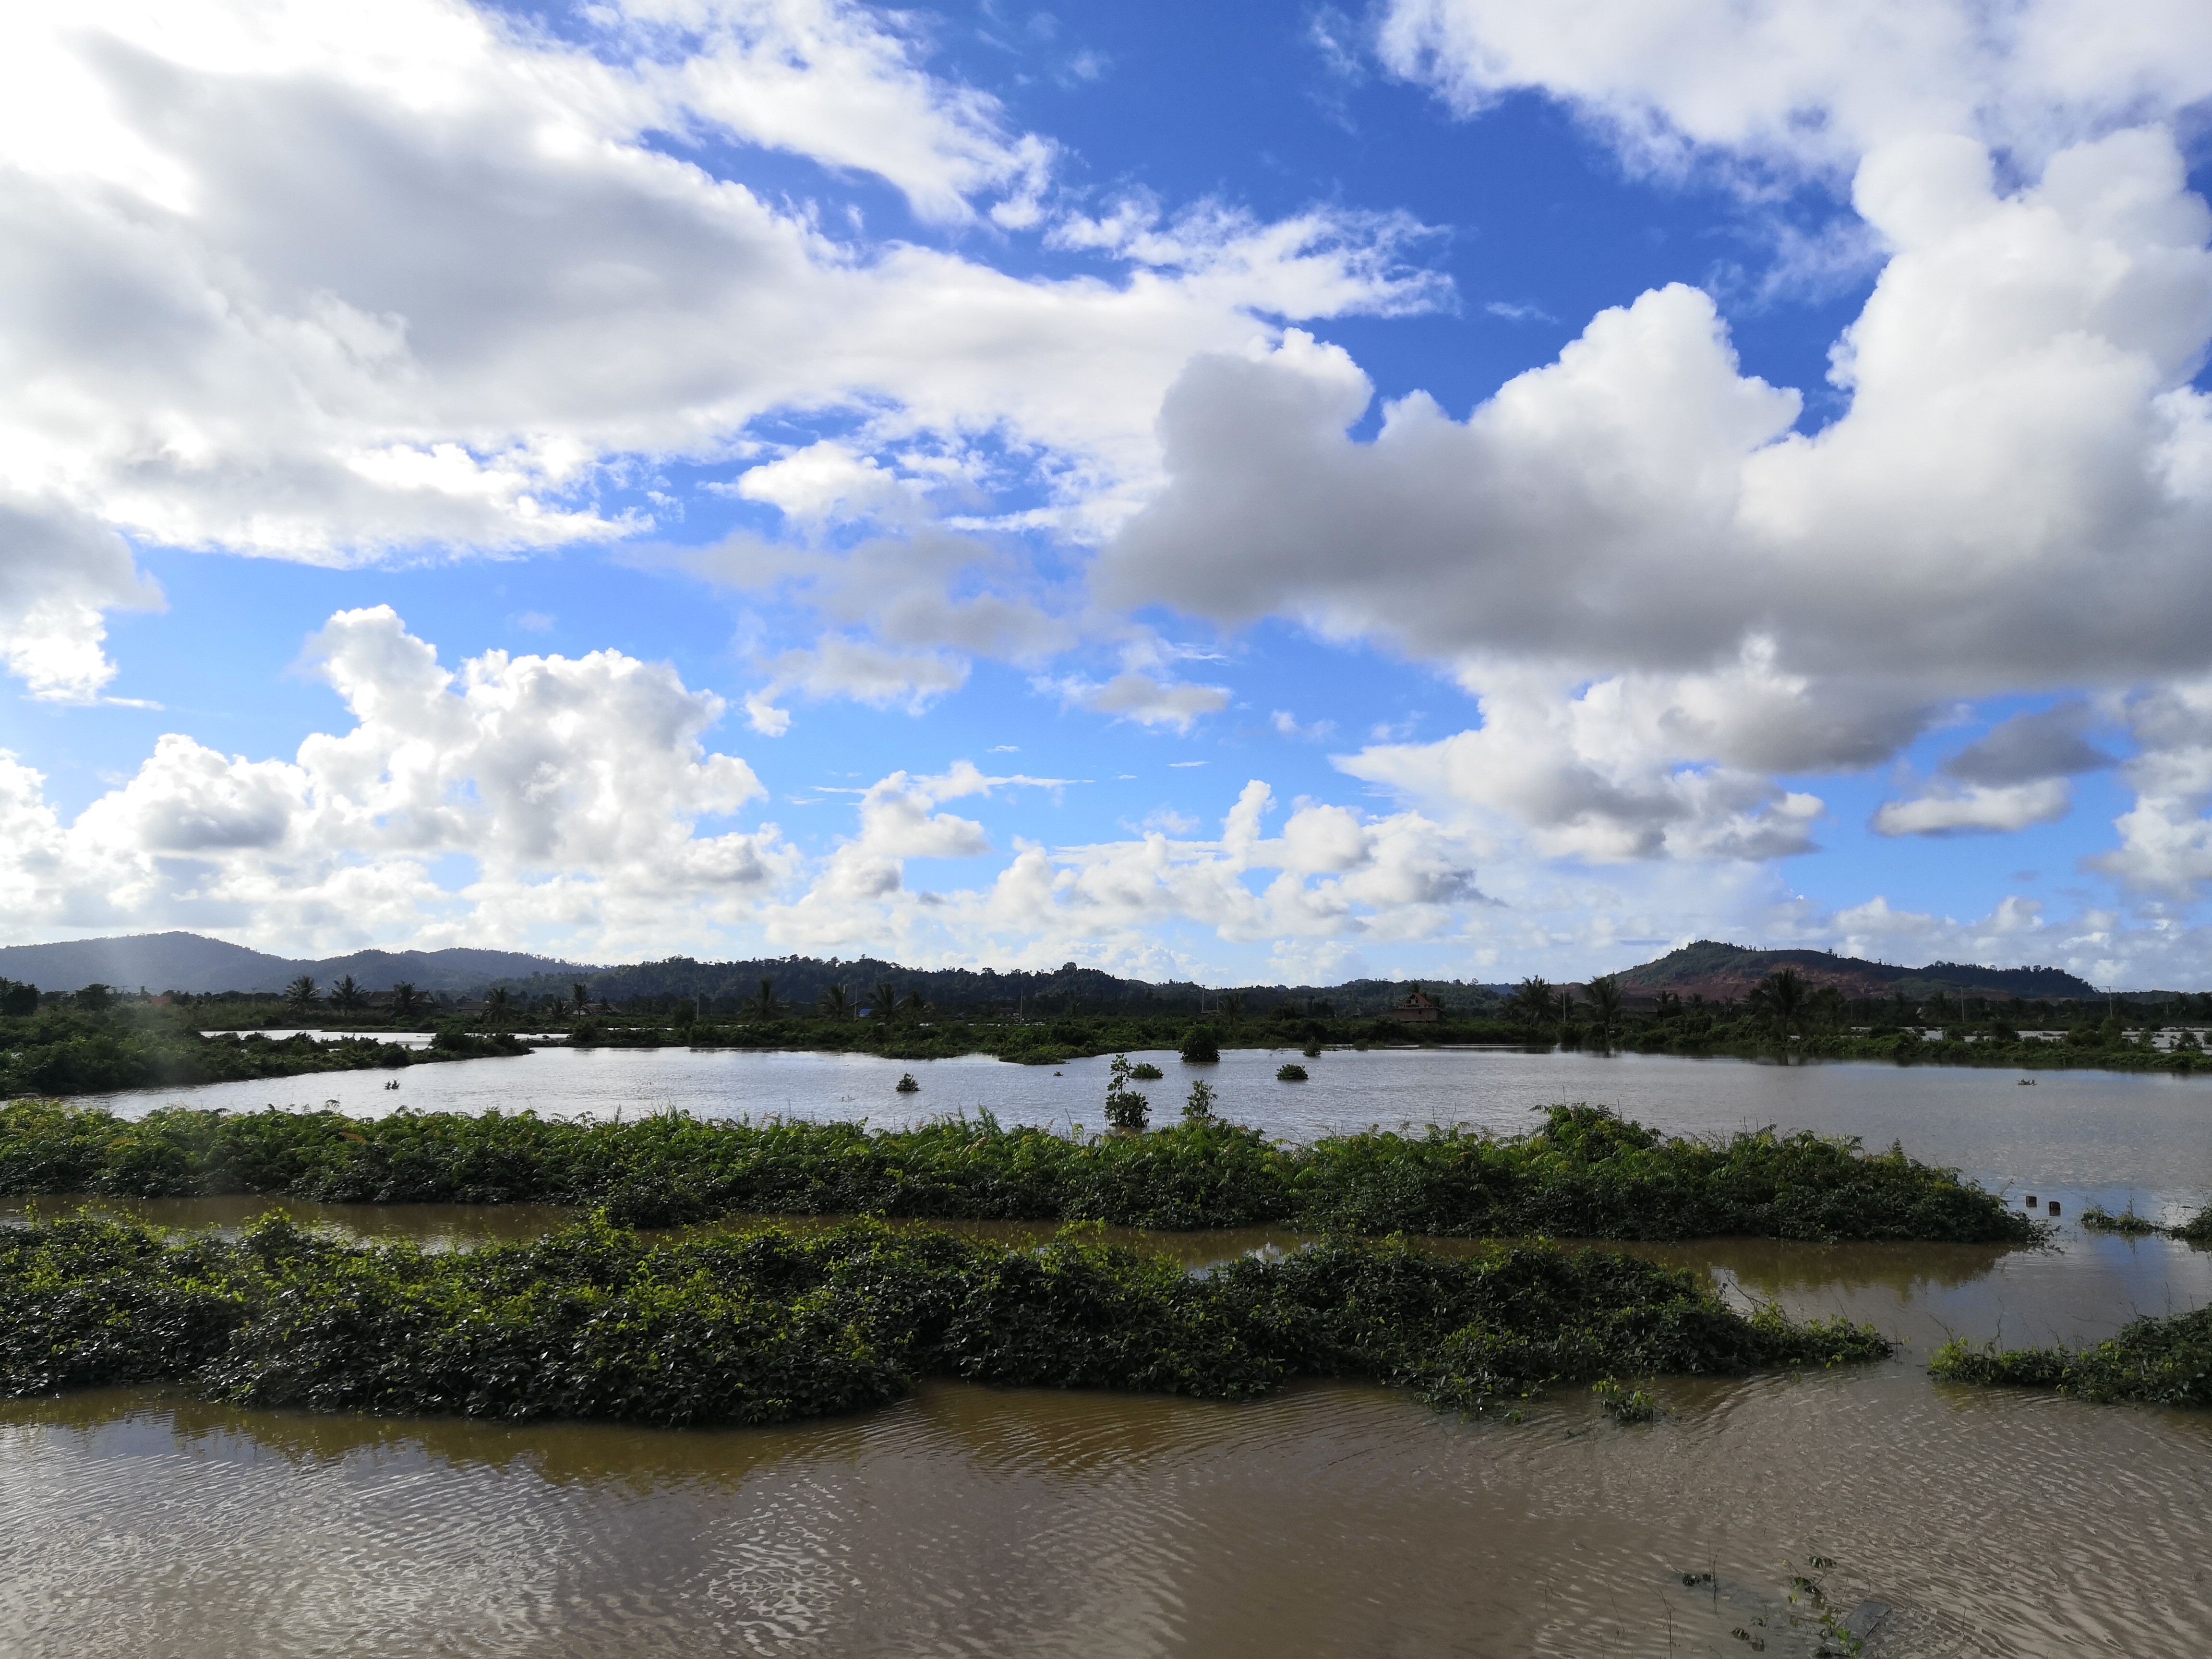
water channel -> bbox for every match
[8,1047,2212,1655]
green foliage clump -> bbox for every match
[1178,1024,1221,1062]
[0,1100,2037,1243]
[1931,1305,2212,1407]
[1276,1063,1309,1081]
[0,1212,1888,1428]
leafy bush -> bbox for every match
[0,1212,1889,1427]
[1276,1063,1309,1081]
[1178,1025,1221,1062]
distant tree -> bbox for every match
[0,979,37,1018]
[744,978,784,1021]
[283,975,319,1015]
[1585,974,1623,1045]
[390,982,421,1019]
[76,982,113,1012]
[817,984,852,1022]
[871,980,900,1021]
[900,988,931,1018]
[1182,1077,1217,1122]
[481,986,511,1026]
[572,982,590,1015]
[328,974,365,1013]
[1222,991,1247,1030]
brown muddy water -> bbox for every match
[6,1204,2212,1656]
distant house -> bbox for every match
[1387,989,1442,1023]
[453,998,485,1014]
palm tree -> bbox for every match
[1585,974,1623,1046]
[871,980,900,1022]
[481,986,511,1026]
[572,982,590,1015]
[1809,984,1846,1033]
[1748,967,1809,1043]
[283,975,319,1016]
[328,974,364,1013]
[1505,976,1554,1032]
[744,978,784,1021]
[900,989,930,1019]
[817,983,852,1022]
[390,982,421,1019]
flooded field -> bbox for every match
[73,1043,2212,1226]
[10,1052,2212,1656]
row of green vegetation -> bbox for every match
[1932,1307,2212,1408]
[0,1097,2039,1242]
[0,1211,1889,1425]
[1494,967,2212,1073]
[21,962,2212,1079]
[0,1004,529,1099]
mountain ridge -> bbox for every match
[0,933,594,996]
[0,931,2116,1005]
[1612,941,2098,1002]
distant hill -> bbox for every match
[1614,940,2098,1003]
[0,932,594,995]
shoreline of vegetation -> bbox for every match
[0,1211,1889,1427]
[0,1099,2041,1243]
[0,1011,529,1099]
[1932,1306,2212,1408]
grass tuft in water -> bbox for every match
[2078,1203,2165,1236]
[0,1212,1889,1428]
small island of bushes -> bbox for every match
[0,1211,1889,1427]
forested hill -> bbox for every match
[502,956,1506,1019]
[1616,941,2097,1003]
[0,933,592,996]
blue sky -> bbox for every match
[4,0,2212,986]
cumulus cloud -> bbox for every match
[0,497,162,701]
[0,0,1442,698]
[1376,0,2212,179]
[1103,127,2212,863]
[0,607,792,953]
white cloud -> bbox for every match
[1377,0,2212,179]
[0,497,163,701]
[1871,779,2073,837]
[0,0,1443,696]
[0,607,792,954]
[1103,128,2212,869]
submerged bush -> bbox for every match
[0,1212,1888,1427]
[1931,1306,2212,1408]
[0,1099,2038,1243]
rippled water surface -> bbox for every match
[15,1049,2212,1655]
